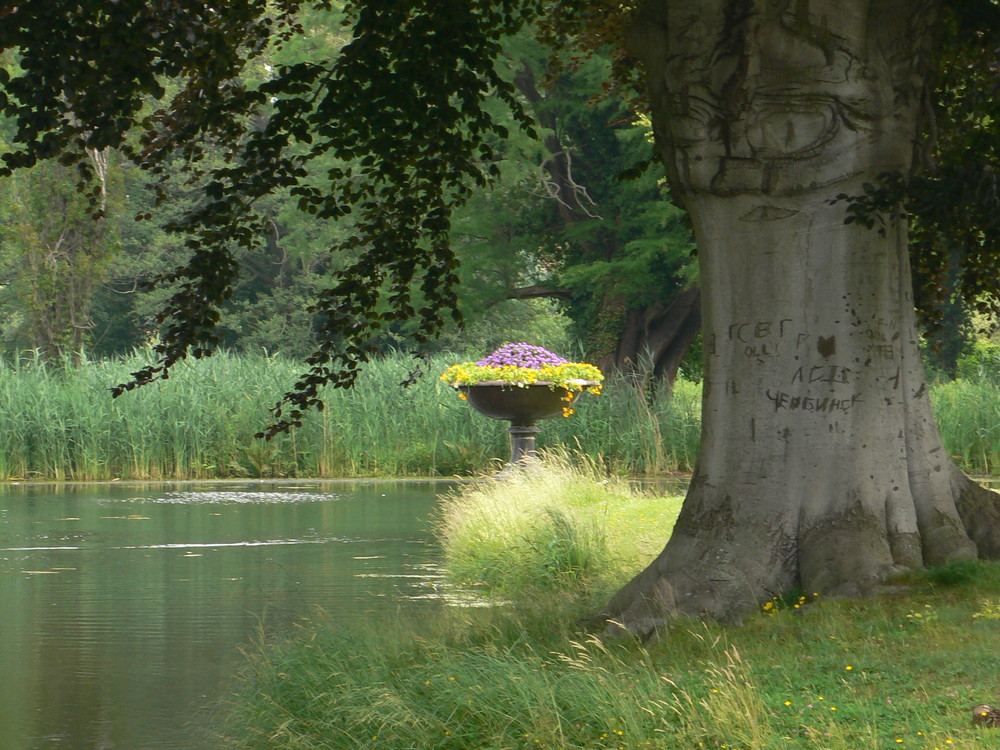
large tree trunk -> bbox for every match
[601,0,1000,633]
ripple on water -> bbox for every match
[122,490,344,504]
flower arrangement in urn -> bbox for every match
[441,342,603,419]
[442,343,603,468]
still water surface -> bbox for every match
[0,480,454,750]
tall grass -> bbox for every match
[0,349,701,480]
[0,348,995,480]
[434,449,683,595]
[931,378,1000,474]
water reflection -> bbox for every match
[0,480,454,750]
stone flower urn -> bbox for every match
[459,381,594,465]
[441,343,603,471]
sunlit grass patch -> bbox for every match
[433,448,683,596]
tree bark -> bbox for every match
[601,0,1000,633]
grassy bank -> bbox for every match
[222,457,1000,749]
[0,349,996,480]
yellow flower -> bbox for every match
[845,665,853,671]
[440,357,603,390]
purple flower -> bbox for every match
[475,343,568,369]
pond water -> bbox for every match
[0,480,455,750]
[2,476,997,749]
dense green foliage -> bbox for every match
[0,6,698,383]
[0,350,996,481]
[909,1,1000,373]
[449,39,698,373]
[1,0,560,435]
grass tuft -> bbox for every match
[924,559,983,586]
[433,449,683,596]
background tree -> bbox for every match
[908,1,1000,376]
[443,36,700,379]
[0,148,121,362]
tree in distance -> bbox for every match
[1,0,999,632]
